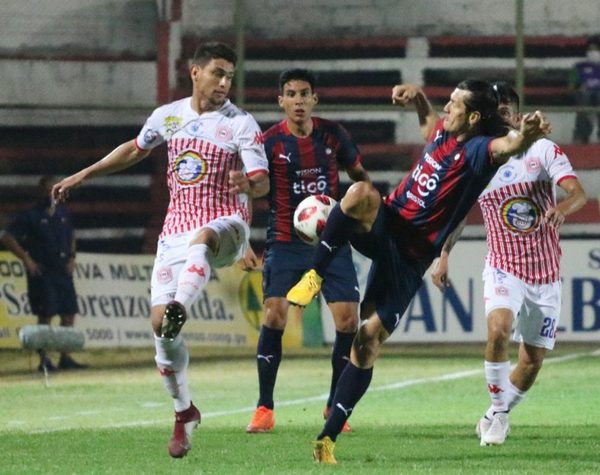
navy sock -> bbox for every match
[326,331,355,408]
[256,325,283,409]
[312,204,360,276]
[319,362,373,441]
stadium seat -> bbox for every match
[0,126,162,253]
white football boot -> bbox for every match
[475,415,492,446]
[482,412,510,445]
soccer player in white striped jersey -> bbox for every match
[431,82,586,446]
[52,42,269,458]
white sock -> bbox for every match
[174,243,212,309]
[484,360,511,417]
[154,334,192,412]
[505,380,527,411]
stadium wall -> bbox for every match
[0,0,156,56]
[182,0,600,38]
[2,0,599,55]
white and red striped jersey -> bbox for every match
[478,139,577,284]
[135,97,268,237]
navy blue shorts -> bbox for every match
[263,241,360,303]
[27,270,79,317]
[350,204,432,335]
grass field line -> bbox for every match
[24,348,599,434]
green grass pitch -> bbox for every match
[1,344,599,474]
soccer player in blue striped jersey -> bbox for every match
[243,69,369,434]
[286,80,551,464]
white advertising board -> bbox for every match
[321,240,600,343]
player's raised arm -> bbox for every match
[392,84,439,141]
[52,139,151,202]
[490,111,551,165]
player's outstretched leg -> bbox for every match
[313,436,337,464]
[155,334,195,456]
[161,301,187,339]
[168,402,201,458]
[286,269,322,306]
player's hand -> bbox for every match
[229,170,250,194]
[520,110,551,141]
[237,246,260,271]
[66,257,76,276]
[430,255,451,291]
[545,207,565,228]
[52,172,85,203]
[23,255,42,276]
[392,84,423,106]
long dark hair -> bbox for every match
[457,79,508,137]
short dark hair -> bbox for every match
[192,42,237,66]
[457,79,507,137]
[491,81,520,110]
[278,68,316,93]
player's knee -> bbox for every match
[333,313,358,333]
[487,313,512,342]
[351,324,382,366]
[151,307,165,335]
[342,182,379,215]
[263,300,288,330]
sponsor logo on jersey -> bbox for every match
[143,128,159,145]
[185,119,203,137]
[406,189,426,208]
[412,163,440,197]
[277,152,292,163]
[552,144,565,159]
[493,268,507,284]
[157,266,173,284]
[293,175,328,194]
[215,125,233,141]
[424,153,442,171]
[500,197,541,234]
[164,116,183,135]
[498,164,516,183]
[173,150,208,185]
[526,156,542,174]
[495,286,509,296]
[296,167,322,177]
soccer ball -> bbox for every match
[293,194,337,245]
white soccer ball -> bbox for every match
[293,194,337,246]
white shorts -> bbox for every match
[150,213,249,306]
[482,263,562,350]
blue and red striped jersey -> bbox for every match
[384,119,498,258]
[265,117,361,244]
